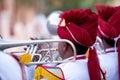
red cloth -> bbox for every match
[57,9,101,80]
[58,9,98,47]
[88,48,101,80]
[95,4,120,79]
[95,4,120,39]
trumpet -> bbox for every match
[95,36,105,54]
[0,38,77,65]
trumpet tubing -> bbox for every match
[0,39,77,65]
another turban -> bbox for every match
[95,4,120,39]
[95,4,120,79]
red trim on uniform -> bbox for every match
[59,66,65,80]
[75,56,86,60]
[36,66,65,80]
[106,50,115,54]
[69,55,86,60]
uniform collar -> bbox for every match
[65,54,86,61]
[105,47,116,53]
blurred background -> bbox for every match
[0,0,119,40]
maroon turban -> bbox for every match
[95,4,120,39]
[95,4,120,79]
[57,9,101,80]
[57,9,98,47]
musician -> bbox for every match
[56,9,102,80]
[95,4,120,80]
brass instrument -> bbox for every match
[0,38,77,65]
[95,36,105,54]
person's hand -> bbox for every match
[29,37,47,61]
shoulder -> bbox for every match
[57,60,89,80]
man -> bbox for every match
[95,4,120,80]
[56,9,101,80]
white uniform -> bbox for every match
[98,48,119,80]
[57,55,90,80]
[0,51,22,80]
[57,48,119,80]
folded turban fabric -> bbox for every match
[57,9,98,47]
[95,4,120,79]
[57,9,101,80]
[95,4,120,39]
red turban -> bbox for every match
[95,4,120,79]
[57,9,101,80]
[57,9,98,47]
[95,4,120,39]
